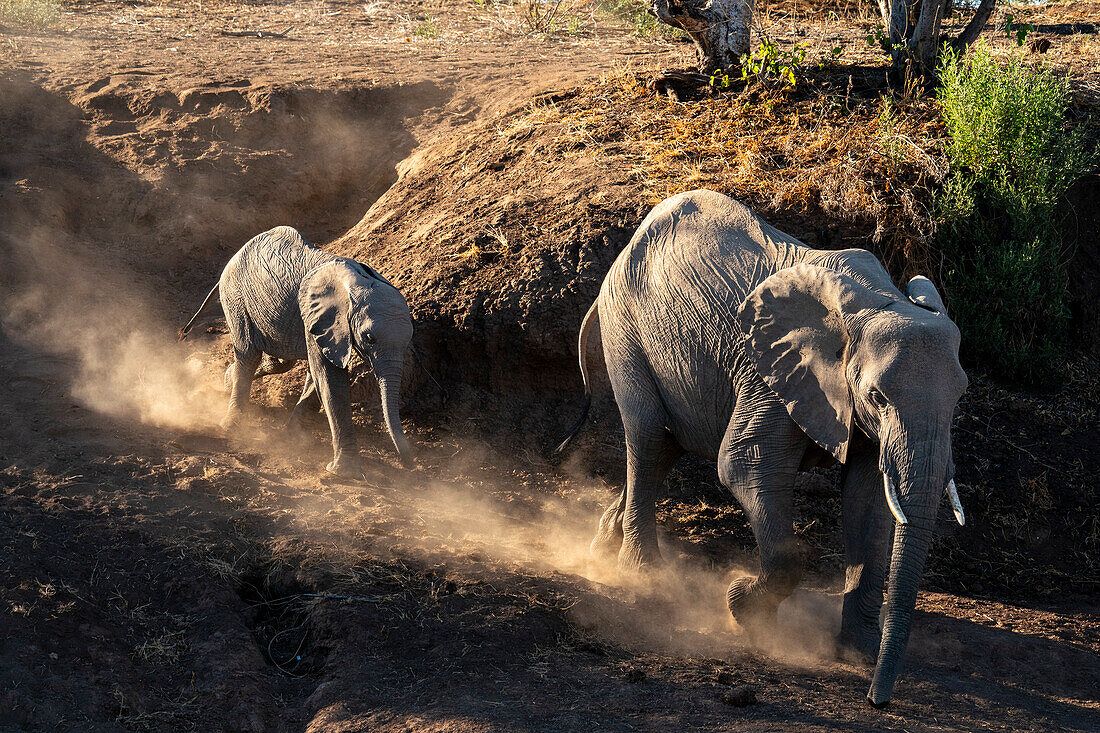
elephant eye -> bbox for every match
[868,389,887,411]
[364,333,376,345]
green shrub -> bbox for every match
[413,16,440,38]
[935,42,1094,382]
[0,0,61,29]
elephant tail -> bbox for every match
[554,299,599,455]
[177,283,220,341]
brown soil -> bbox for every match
[2,1,1099,731]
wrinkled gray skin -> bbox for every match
[564,190,966,707]
[180,226,415,476]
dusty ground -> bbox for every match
[2,0,1100,730]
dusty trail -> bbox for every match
[2,296,1098,730]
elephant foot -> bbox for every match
[727,576,780,641]
[220,411,244,432]
[837,627,881,666]
[325,454,365,480]
[589,500,625,561]
[617,538,663,573]
[285,414,312,443]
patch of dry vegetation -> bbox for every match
[514,65,945,278]
[0,0,60,29]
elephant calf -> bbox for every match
[558,190,968,707]
[180,226,415,476]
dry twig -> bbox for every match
[220,26,293,39]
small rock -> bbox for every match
[624,668,646,683]
[722,685,757,707]
[176,476,213,493]
[716,670,738,686]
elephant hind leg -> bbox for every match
[223,349,262,429]
[614,418,683,570]
[601,333,684,570]
[590,487,626,560]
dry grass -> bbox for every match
[0,0,60,29]
[510,64,947,279]
[134,630,187,663]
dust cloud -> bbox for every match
[0,225,840,668]
[284,445,844,666]
[1,225,225,431]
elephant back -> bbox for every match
[221,226,338,359]
[597,190,811,457]
[602,189,808,320]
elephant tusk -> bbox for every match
[946,479,965,526]
[884,474,908,525]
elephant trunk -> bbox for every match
[868,431,946,707]
[375,362,414,467]
[867,510,935,706]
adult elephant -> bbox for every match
[180,226,415,476]
[557,190,967,707]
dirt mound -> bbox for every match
[333,88,644,431]
[329,70,942,431]
[0,70,447,298]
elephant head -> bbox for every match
[737,256,967,707]
[300,259,416,467]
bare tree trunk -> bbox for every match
[888,0,911,53]
[908,0,946,71]
[652,0,755,74]
[880,0,996,80]
[952,0,996,51]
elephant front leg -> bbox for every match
[838,435,892,665]
[305,340,362,479]
[718,385,807,639]
[286,372,320,439]
[723,486,802,641]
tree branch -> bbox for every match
[952,0,996,51]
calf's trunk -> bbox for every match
[376,363,414,467]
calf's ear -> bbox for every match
[299,261,373,370]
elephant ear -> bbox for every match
[905,275,948,315]
[299,261,372,370]
[352,259,396,289]
[736,264,893,463]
